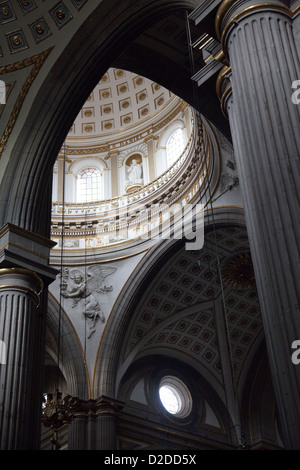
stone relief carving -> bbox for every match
[59,239,80,248]
[60,265,117,338]
[220,159,239,193]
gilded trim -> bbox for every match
[0,267,44,294]
[0,240,49,261]
[215,0,238,39]
[216,1,293,40]
[0,222,56,248]
[0,47,54,158]
[216,66,231,101]
[50,247,151,267]
[293,5,300,16]
[221,4,292,50]
[220,85,233,117]
[0,284,41,305]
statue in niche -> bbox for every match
[126,156,143,184]
[60,265,117,338]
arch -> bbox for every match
[47,293,90,400]
[69,157,108,176]
[166,127,185,166]
[156,118,186,149]
[240,341,284,449]
[155,118,187,175]
[117,354,238,448]
[0,0,210,237]
[93,211,247,399]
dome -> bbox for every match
[67,68,175,138]
[51,68,213,260]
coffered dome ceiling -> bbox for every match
[66,67,176,142]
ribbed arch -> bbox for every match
[47,293,90,400]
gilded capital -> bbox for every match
[0,267,44,305]
[215,0,292,41]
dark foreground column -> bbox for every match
[0,223,57,449]
[214,0,300,449]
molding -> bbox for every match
[220,85,233,117]
[64,99,186,156]
[220,4,293,53]
[50,247,151,267]
[0,47,54,158]
[0,266,44,304]
[216,65,231,100]
[215,1,293,40]
[0,222,56,249]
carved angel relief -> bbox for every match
[60,266,117,338]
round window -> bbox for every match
[159,376,192,418]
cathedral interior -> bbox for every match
[0,0,299,451]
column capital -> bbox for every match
[215,0,293,46]
[0,267,43,306]
[144,134,159,144]
[107,149,120,158]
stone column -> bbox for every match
[96,397,121,450]
[215,0,300,449]
[68,396,123,450]
[0,268,43,449]
[0,223,57,449]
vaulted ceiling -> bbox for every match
[118,225,263,395]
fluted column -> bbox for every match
[0,223,57,449]
[0,268,43,449]
[96,399,120,450]
[68,396,123,450]
[215,0,300,449]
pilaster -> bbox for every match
[144,135,157,182]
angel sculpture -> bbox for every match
[60,265,117,338]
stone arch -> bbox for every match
[47,293,90,400]
[93,210,246,399]
[0,0,206,237]
[240,341,284,449]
